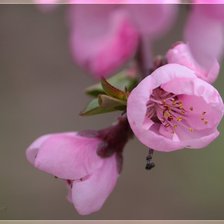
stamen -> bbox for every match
[146,87,209,136]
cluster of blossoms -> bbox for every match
[27,3,224,215]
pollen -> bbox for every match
[146,87,197,136]
[164,111,172,119]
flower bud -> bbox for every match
[26,132,119,215]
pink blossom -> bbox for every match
[127,64,224,152]
[166,42,220,83]
[184,5,224,71]
[26,132,119,215]
[69,5,139,79]
[68,4,178,78]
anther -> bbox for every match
[173,125,178,129]
[189,106,193,111]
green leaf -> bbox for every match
[98,94,126,109]
[80,96,125,116]
[85,71,138,97]
[101,78,128,101]
[85,83,105,97]
[80,98,112,116]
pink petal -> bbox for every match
[161,77,224,147]
[71,155,119,215]
[193,1,224,23]
[184,6,224,70]
[26,134,52,165]
[68,5,139,78]
[26,132,103,180]
[125,4,178,39]
[178,95,222,130]
[166,42,220,83]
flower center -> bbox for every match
[145,87,208,135]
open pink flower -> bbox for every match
[127,64,224,152]
[69,4,178,78]
[26,132,119,215]
[184,5,224,71]
[166,42,220,83]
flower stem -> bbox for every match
[136,35,153,79]
[97,114,133,158]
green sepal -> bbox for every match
[98,94,126,109]
[85,71,138,97]
[101,78,128,101]
[80,98,115,116]
[80,95,126,116]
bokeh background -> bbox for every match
[0,4,224,220]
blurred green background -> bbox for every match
[0,4,224,220]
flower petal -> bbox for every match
[166,42,220,83]
[26,132,103,180]
[193,1,224,22]
[184,6,224,70]
[26,134,52,165]
[125,4,178,39]
[71,155,119,215]
[68,5,139,78]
